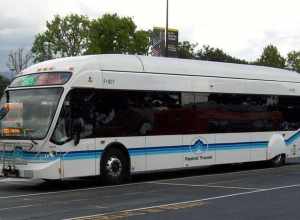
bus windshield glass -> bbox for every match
[0,88,63,140]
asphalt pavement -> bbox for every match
[0,159,300,220]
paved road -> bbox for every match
[0,159,300,220]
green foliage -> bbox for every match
[31,33,51,62]
[32,14,90,62]
[177,41,197,59]
[255,45,286,68]
[87,14,150,55]
[131,30,151,55]
[32,14,150,62]
[196,45,248,64]
[287,51,300,73]
[30,13,297,74]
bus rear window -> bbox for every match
[9,72,71,87]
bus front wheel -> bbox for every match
[101,148,130,185]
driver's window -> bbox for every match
[51,89,95,145]
[51,94,72,144]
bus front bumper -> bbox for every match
[0,159,61,180]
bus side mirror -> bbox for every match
[72,118,83,146]
[0,106,8,120]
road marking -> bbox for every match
[65,183,300,220]
[65,201,205,220]
[0,178,31,182]
[0,164,298,200]
[0,204,34,211]
[149,181,260,190]
[0,182,146,199]
[148,163,300,183]
[94,205,108,209]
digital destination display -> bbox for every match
[9,72,71,87]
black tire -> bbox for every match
[101,148,130,185]
[270,154,285,167]
[42,179,63,186]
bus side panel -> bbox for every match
[285,131,300,158]
[215,133,251,164]
[182,134,216,168]
[244,80,291,96]
[249,132,271,162]
[145,135,182,171]
[102,71,193,92]
[61,138,96,178]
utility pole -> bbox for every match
[165,0,169,57]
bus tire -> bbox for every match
[101,148,130,185]
[270,154,285,167]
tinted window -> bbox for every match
[93,90,181,137]
[197,94,281,133]
[52,89,300,142]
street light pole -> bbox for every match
[165,0,169,57]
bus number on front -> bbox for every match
[103,79,115,86]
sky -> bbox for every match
[1,0,300,72]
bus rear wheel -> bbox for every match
[270,154,285,167]
[101,148,129,185]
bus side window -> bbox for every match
[70,89,94,139]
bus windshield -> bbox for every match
[0,88,63,140]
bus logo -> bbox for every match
[189,137,209,155]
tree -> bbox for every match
[255,45,285,68]
[177,41,197,59]
[87,14,150,55]
[31,33,54,62]
[7,48,32,76]
[32,14,90,62]
[287,50,300,72]
[196,45,248,64]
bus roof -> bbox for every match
[22,54,300,83]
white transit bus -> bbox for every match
[0,54,300,184]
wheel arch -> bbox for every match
[267,134,287,160]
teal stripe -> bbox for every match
[2,130,300,160]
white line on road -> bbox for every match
[0,164,299,200]
[0,182,145,200]
[0,204,34,211]
[0,178,31,182]
[147,163,300,183]
[65,183,300,220]
[149,181,260,190]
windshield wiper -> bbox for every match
[25,131,38,145]
[22,129,38,145]
[29,135,38,145]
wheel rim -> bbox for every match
[106,156,123,177]
[274,155,282,164]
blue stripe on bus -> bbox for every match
[285,130,300,145]
[128,141,269,156]
[1,130,300,160]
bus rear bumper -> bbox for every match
[0,159,61,180]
